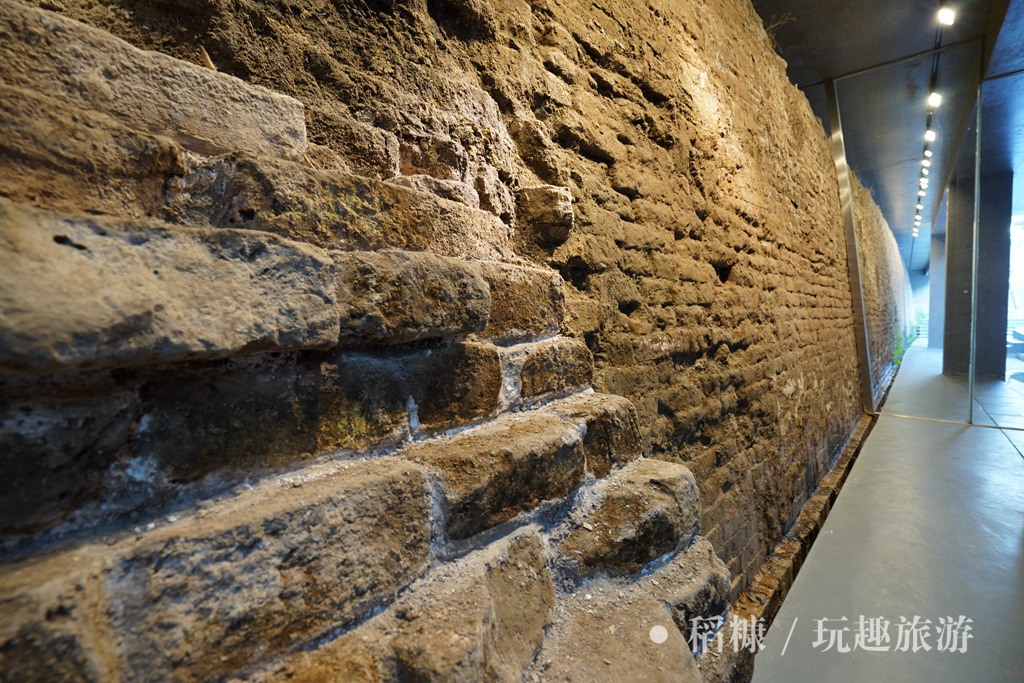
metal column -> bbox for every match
[824,78,876,414]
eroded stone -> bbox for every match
[0,201,339,377]
[335,250,490,345]
[519,336,593,398]
[0,1,306,159]
[402,412,586,539]
[558,458,700,577]
[477,260,565,343]
[547,392,643,476]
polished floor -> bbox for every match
[753,341,1024,682]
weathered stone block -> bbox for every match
[402,412,586,539]
[519,336,593,399]
[558,458,700,577]
[0,1,306,159]
[0,378,139,535]
[251,529,554,683]
[0,459,432,681]
[335,250,490,345]
[0,549,116,682]
[388,174,481,209]
[639,537,731,648]
[536,589,700,682]
[0,201,339,377]
[109,459,431,680]
[162,154,513,260]
[0,83,186,221]
[477,261,565,343]
[132,354,325,483]
[516,185,575,245]
[547,392,643,476]
[316,352,411,453]
[408,341,504,433]
[248,630,385,683]
[391,532,553,681]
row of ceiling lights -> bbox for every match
[913,6,957,240]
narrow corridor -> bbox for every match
[755,342,1024,681]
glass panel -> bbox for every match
[973,72,1024,431]
[833,41,982,422]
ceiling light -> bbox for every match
[917,203,924,210]
[922,159,932,167]
[920,179,929,187]
[925,150,933,158]
[938,7,956,26]
[922,168,930,176]
[919,189,927,196]
[928,92,943,108]
[925,129,937,142]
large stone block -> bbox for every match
[0,1,306,159]
[335,250,490,344]
[0,459,433,681]
[558,458,700,577]
[109,459,432,680]
[401,411,586,539]
[0,548,117,682]
[0,201,339,377]
[391,532,554,682]
[516,185,575,245]
[0,376,140,536]
[546,392,643,476]
[0,83,185,220]
[406,341,504,433]
[163,154,513,260]
[250,529,554,683]
[477,260,565,343]
[519,336,594,399]
[536,589,700,682]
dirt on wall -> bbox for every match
[22,0,864,590]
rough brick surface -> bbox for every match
[402,410,587,539]
[0,1,306,160]
[547,391,643,476]
[0,201,339,377]
[0,459,432,681]
[517,184,575,245]
[477,260,566,343]
[163,154,514,261]
[391,532,554,682]
[538,591,701,682]
[558,458,700,577]
[335,250,490,344]
[852,174,914,395]
[519,336,594,399]
[0,342,510,537]
[0,83,186,221]
[251,529,555,683]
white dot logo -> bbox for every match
[649,625,669,644]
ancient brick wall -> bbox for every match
[851,174,915,396]
[0,0,895,679]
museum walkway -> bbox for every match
[754,340,1024,682]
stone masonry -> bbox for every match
[0,0,909,680]
[851,174,915,398]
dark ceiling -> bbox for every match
[749,0,1024,274]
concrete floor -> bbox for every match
[753,341,1024,682]
[880,340,1024,431]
